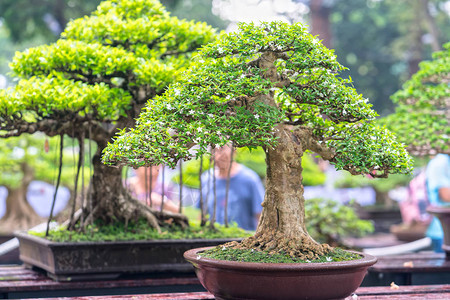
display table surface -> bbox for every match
[0,265,203,299]
[24,285,450,299]
[364,252,450,286]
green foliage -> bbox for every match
[334,173,413,193]
[30,219,251,242]
[104,21,412,179]
[0,0,216,136]
[384,42,449,155]
[326,122,413,176]
[0,75,132,121]
[305,198,374,245]
[200,246,361,263]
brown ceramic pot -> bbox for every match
[184,246,377,300]
[427,206,450,258]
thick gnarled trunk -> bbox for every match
[74,142,188,232]
[238,125,331,260]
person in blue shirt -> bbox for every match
[198,145,265,231]
[425,154,450,252]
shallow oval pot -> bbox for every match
[184,246,377,300]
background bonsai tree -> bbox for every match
[384,42,449,156]
[0,134,89,233]
[0,0,216,232]
[0,135,45,233]
[103,21,412,260]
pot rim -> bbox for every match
[184,246,378,272]
[14,231,242,246]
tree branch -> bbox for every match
[0,115,110,141]
[293,127,335,160]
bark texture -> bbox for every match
[234,125,332,260]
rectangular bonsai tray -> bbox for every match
[15,231,239,281]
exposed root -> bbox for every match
[224,233,333,261]
[70,194,189,234]
[152,209,189,229]
[122,196,189,232]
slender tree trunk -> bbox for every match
[53,0,67,35]
[421,0,441,52]
[408,0,424,76]
[310,0,332,48]
[237,125,331,260]
[0,163,42,234]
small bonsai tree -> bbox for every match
[0,135,44,233]
[384,42,449,156]
[103,22,412,260]
[0,134,89,233]
[0,0,216,232]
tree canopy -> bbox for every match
[0,0,217,231]
[384,42,450,156]
[0,0,216,140]
[103,21,412,178]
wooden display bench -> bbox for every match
[364,252,450,286]
[0,265,204,299]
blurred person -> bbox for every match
[127,165,179,213]
[198,145,264,230]
[425,154,450,252]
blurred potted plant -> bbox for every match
[104,21,412,299]
[305,198,374,247]
[384,43,449,256]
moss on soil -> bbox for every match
[29,219,252,242]
[200,246,361,263]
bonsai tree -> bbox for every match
[305,198,374,247]
[0,135,44,233]
[384,42,449,156]
[0,0,216,232]
[103,21,412,260]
